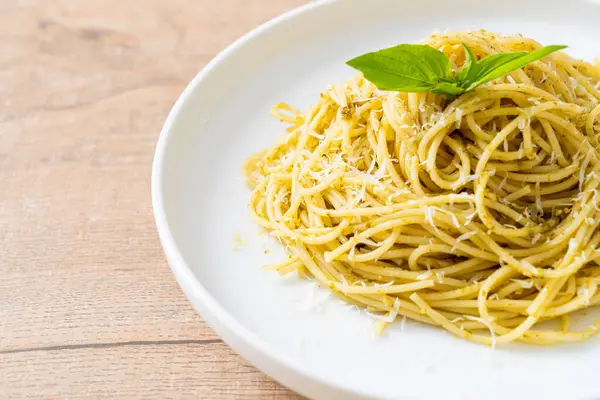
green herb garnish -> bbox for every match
[346,43,566,98]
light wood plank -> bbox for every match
[0,0,306,398]
[1,343,301,399]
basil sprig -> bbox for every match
[346,43,566,98]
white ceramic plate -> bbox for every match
[152,1,600,398]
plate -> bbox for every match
[152,1,600,398]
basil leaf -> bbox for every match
[454,43,479,85]
[462,45,566,91]
[431,81,465,96]
[346,42,567,98]
[346,44,453,92]
[460,52,529,89]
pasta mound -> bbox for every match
[244,30,600,346]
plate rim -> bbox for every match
[151,0,371,398]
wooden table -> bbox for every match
[0,1,306,398]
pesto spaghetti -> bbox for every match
[243,30,600,346]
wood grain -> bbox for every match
[0,0,306,398]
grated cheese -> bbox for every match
[578,286,591,305]
[455,108,464,129]
[498,175,508,191]
[451,231,476,253]
[464,315,497,349]
[510,278,534,289]
[417,271,433,280]
[464,210,478,226]
[374,281,395,288]
[435,271,445,283]
[425,206,441,234]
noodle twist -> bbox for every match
[243,30,600,346]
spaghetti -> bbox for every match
[243,30,600,346]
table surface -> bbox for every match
[0,0,307,398]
